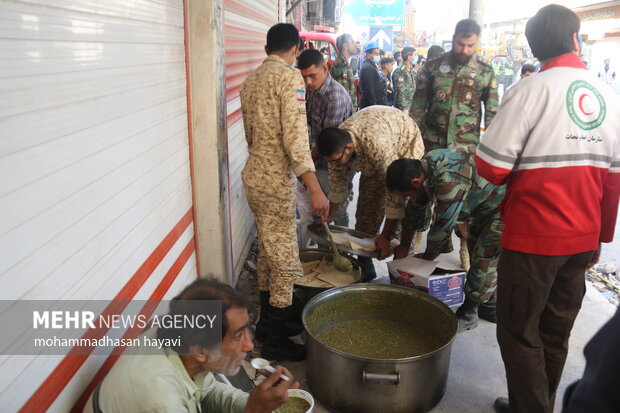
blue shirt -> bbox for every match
[306,74,353,143]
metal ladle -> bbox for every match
[323,222,353,272]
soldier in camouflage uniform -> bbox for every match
[331,33,357,110]
[316,106,424,280]
[410,19,499,152]
[410,19,499,275]
[392,46,418,114]
[240,23,329,361]
[385,146,505,332]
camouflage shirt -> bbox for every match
[410,52,499,150]
[330,54,357,109]
[240,55,315,200]
[404,146,505,254]
[392,64,416,111]
[328,106,424,219]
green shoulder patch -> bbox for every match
[476,56,493,69]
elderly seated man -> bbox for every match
[84,279,297,413]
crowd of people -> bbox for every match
[238,4,618,412]
[83,4,619,413]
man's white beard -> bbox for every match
[209,351,245,376]
[220,357,243,376]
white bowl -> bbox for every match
[274,388,314,413]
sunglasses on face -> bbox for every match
[328,147,347,164]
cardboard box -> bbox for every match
[387,256,466,307]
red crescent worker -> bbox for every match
[475,5,620,413]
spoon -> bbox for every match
[323,222,353,272]
[250,357,290,381]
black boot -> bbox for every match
[478,290,497,323]
[255,291,304,343]
[261,305,305,361]
[285,288,305,337]
[357,256,377,282]
[455,298,479,333]
[254,291,270,343]
[493,397,509,413]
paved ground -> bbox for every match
[277,174,619,412]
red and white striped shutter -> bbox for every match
[0,0,197,411]
[223,0,279,280]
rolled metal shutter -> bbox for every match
[224,0,279,279]
[0,0,196,410]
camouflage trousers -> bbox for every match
[355,172,386,235]
[422,129,479,152]
[465,212,504,302]
[422,129,448,152]
[246,189,302,308]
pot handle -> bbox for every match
[362,371,400,385]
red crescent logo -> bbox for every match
[578,93,594,116]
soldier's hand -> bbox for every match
[402,109,409,116]
[317,201,339,224]
[311,145,321,162]
[415,251,440,261]
[317,214,335,225]
[244,366,299,413]
[310,189,330,218]
[455,222,470,239]
[374,234,392,260]
[393,244,410,260]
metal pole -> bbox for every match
[286,0,303,16]
[469,0,484,26]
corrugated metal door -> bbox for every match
[0,0,196,411]
[223,0,279,279]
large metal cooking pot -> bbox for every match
[302,284,457,413]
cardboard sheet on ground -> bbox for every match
[302,260,321,274]
[296,256,360,288]
[316,256,334,273]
